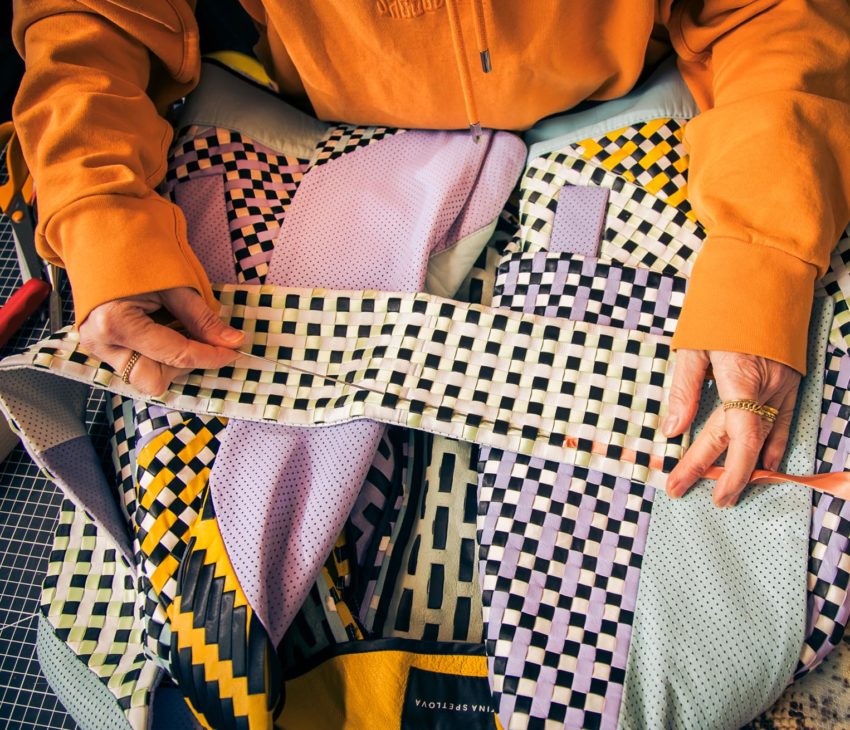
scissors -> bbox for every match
[0,122,63,347]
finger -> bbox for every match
[663,349,709,437]
[761,382,800,472]
[713,407,773,508]
[161,287,244,348]
[666,408,728,498]
[106,303,240,371]
[96,344,189,397]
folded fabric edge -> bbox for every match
[175,60,330,161]
[37,613,144,730]
[0,368,133,560]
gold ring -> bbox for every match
[121,351,142,385]
[722,399,778,423]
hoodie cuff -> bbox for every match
[44,193,217,327]
[671,237,816,375]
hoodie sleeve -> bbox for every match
[11,1,216,326]
[664,0,850,374]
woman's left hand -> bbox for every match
[662,349,802,507]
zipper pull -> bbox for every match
[480,49,491,73]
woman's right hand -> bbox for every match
[79,286,245,396]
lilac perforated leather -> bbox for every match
[267,130,525,289]
[41,437,132,560]
[549,186,609,256]
[210,420,385,635]
[208,129,525,644]
[174,175,238,285]
[440,133,528,252]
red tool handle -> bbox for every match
[0,278,52,348]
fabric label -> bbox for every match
[401,666,497,729]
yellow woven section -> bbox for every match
[170,492,272,728]
[575,119,695,221]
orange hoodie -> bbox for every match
[10,0,850,374]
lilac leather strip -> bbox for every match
[209,129,525,644]
[478,251,672,728]
[477,452,653,729]
[549,185,609,256]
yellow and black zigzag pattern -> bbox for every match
[573,118,694,219]
[136,416,226,603]
[170,491,283,729]
[134,415,226,665]
[133,412,289,726]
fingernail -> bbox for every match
[764,456,779,472]
[221,327,244,345]
[662,415,678,436]
[666,477,682,499]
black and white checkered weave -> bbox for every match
[132,415,226,667]
[6,284,682,490]
[516,151,705,278]
[571,118,693,216]
[41,500,159,727]
[494,252,687,338]
[164,127,307,284]
[309,125,400,168]
[475,246,678,728]
[477,452,654,729]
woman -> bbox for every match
[11,0,850,506]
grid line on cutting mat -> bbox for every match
[0,144,84,728]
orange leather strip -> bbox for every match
[704,465,850,499]
[584,437,850,499]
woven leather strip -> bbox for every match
[8,283,850,498]
[11,284,680,490]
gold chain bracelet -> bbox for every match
[722,399,779,423]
